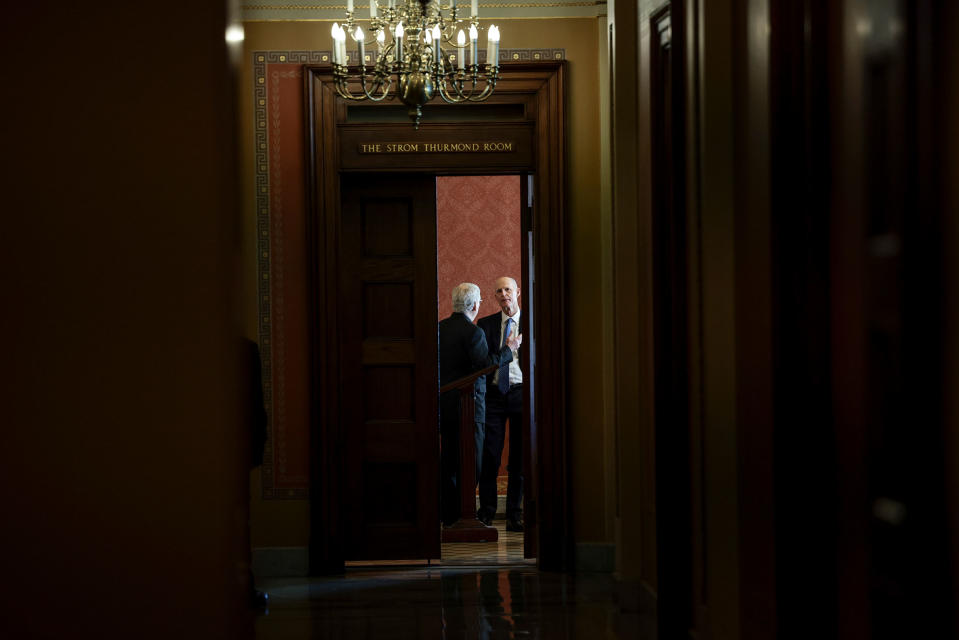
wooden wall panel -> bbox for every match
[733,0,776,637]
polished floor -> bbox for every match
[255,568,651,639]
[254,521,653,639]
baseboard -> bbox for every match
[252,546,310,577]
[574,543,616,572]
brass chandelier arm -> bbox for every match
[436,79,495,103]
[434,65,498,103]
[333,65,394,101]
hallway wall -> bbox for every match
[608,1,959,638]
[606,0,761,636]
[3,4,251,638]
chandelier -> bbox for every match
[331,0,501,128]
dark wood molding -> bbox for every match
[305,67,343,573]
[337,123,536,172]
[305,61,570,572]
[649,3,697,635]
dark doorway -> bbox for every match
[436,174,535,563]
[335,171,537,566]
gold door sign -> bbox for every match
[359,141,515,154]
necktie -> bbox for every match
[498,318,514,393]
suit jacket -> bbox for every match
[439,312,513,425]
[477,311,520,393]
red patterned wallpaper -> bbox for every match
[436,176,523,321]
[258,60,313,497]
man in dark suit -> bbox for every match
[439,283,522,527]
[476,276,525,531]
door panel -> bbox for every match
[340,173,439,560]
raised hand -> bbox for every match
[506,332,523,351]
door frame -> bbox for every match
[304,62,570,572]
[649,4,695,635]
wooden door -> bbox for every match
[339,172,439,560]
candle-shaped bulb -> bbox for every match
[370,0,377,18]
[472,0,478,17]
[377,29,386,46]
[347,0,354,12]
[457,28,466,46]
[432,24,442,64]
[356,26,365,63]
[332,23,341,63]
[469,24,477,67]
[457,29,466,69]
[488,24,500,66]
[395,22,404,62]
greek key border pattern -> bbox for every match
[500,47,565,61]
[255,51,328,500]
[253,47,564,499]
[243,2,603,9]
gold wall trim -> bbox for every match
[243,1,604,8]
[478,2,603,6]
[243,15,604,21]
[244,4,333,8]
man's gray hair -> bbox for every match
[451,283,481,313]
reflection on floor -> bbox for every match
[344,520,532,569]
[255,567,653,639]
